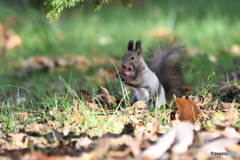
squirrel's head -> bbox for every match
[122,40,143,72]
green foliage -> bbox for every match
[42,0,132,20]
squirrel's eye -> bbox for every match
[131,57,134,60]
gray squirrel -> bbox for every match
[118,37,186,109]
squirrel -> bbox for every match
[117,37,186,109]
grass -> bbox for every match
[0,0,240,133]
[0,0,240,86]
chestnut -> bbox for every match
[119,68,130,78]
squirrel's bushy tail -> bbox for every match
[146,37,186,103]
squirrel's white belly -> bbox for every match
[134,88,150,102]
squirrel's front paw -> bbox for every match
[120,74,129,83]
[117,69,130,83]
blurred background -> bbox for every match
[1,0,240,94]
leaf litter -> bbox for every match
[1,78,240,159]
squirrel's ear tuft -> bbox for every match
[135,41,142,57]
[127,40,134,50]
[135,41,141,50]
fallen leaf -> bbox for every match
[21,152,81,160]
[25,122,54,134]
[182,85,193,93]
[210,98,218,110]
[174,95,201,123]
[72,137,93,149]
[108,148,131,159]
[227,108,238,125]
[218,83,240,92]
[125,101,148,115]
[84,101,99,110]
[92,86,116,109]
[4,30,22,50]
[132,101,147,110]
[187,93,212,107]
[220,102,233,110]
[71,55,91,72]
[23,56,55,72]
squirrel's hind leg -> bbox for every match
[130,91,138,106]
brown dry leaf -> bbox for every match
[143,27,172,38]
[0,137,20,150]
[5,133,28,149]
[71,55,91,72]
[132,101,147,110]
[218,83,240,92]
[27,136,49,148]
[134,124,160,143]
[71,108,83,124]
[182,85,192,93]
[227,108,238,125]
[25,122,54,134]
[21,152,81,160]
[0,23,5,34]
[210,98,219,110]
[91,135,141,158]
[174,95,201,123]
[90,138,111,158]
[4,30,22,50]
[145,123,163,136]
[72,99,91,113]
[92,86,116,109]
[13,112,28,121]
[0,25,22,52]
[72,137,93,149]
[125,101,148,116]
[220,102,235,110]
[84,101,99,110]
[187,93,212,107]
[108,148,131,159]
[23,56,55,71]
[54,54,92,72]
